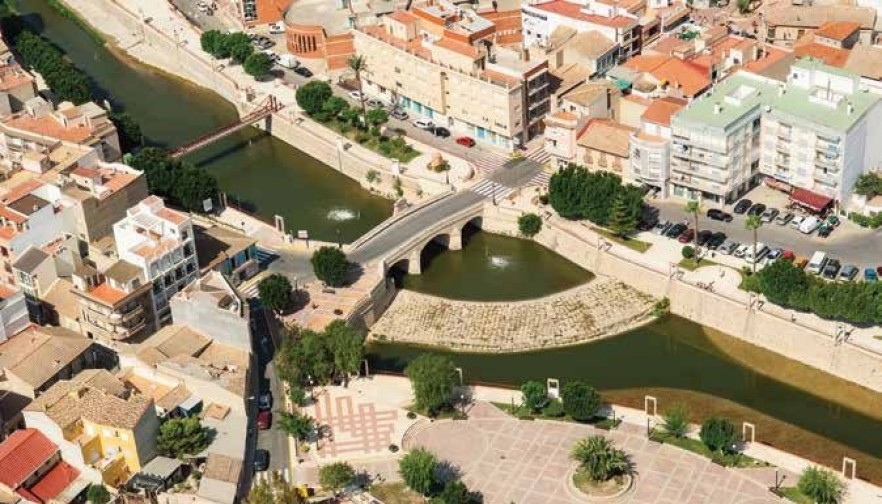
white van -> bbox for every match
[743,242,769,264]
[798,216,822,234]
[278,54,299,69]
[806,251,828,275]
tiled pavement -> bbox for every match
[313,392,399,459]
[408,402,781,504]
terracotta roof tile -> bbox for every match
[815,21,861,41]
[577,119,637,157]
[433,37,480,58]
[641,97,687,126]
[27,460,80,503]
[4,114,93,144]
[0,429,57,489]
[533,0,637,28]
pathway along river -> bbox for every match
[22,0,882,483]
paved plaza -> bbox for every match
[408,402,784,504]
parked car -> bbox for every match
[826,215,841,227]
[707,208,733,222]
[839,265,859,281]
[765,248,783,263]
[817,222,834,238]
[822,258,842,279]
[348,90,366,102]
[412,118,434,130]
[678,228,696,244]
[431,126,451,138]
[760,207,779,223]
[718,239,738,255]
[743,242,769,264]
[789,215,806,229]
[665,223,686,238]
[637,217,658,232]
[268,22,285,34]
[293,66,312,77]
[707,232,727,249]
[780,250,795,262]
[864,268,878,282]
[258,391,272,411]
[747,203,767,216]
[798,216,822,234]
[390,108,408,120]
[455,136,476,147]
[733,244,750,258]
[257,411,272,430]
[775,212,794,225]
[254,449,270,471]
[733,199,752,214]
[366,98,384,109]
[277,54,299,69]
[654,220,671,235]
[806,251,828,275]
[696,230,713,246]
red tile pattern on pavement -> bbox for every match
[314,392,398,458]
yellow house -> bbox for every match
[23,369,160,487]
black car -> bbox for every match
[696,230,713,246]
[636,217,658,231]
[747,203,767,216]
[822,259,842,279]
[733,199,752,214]
[254,449,270,472]
[706,208,733,222]
[293,66,313,78]
[431,126,451,138]
[665,223,686,238]
[707,231,727,249]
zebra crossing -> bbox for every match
[525,145,553,165]
[470,179,514,201]
[253,467,291,484]
[470,152,508,177]
[237,280,261,300]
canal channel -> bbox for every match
[21,0,882,483]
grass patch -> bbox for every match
[650,432,770,468]
[771,487,814,504]
[491,402,620,428]
[368,483,424,504]
[678,257,721,271]
[317,119,420,163]
[596,229,652,253]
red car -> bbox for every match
[257,411,272,430]
[678,228,695,244]
[455,136,475,147]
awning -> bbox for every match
[790,187,833,213]
[763,176,791,193]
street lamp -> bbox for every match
[459,394,465,417]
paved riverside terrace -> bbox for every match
[369,280,656,351]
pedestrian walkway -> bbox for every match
[471,152,509,177]
[253,467,292,484]
[471,179,513,201]
[525,144,552,165]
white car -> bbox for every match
[348,90,366,102]
[412,118,434,130]
[789,215,806,229]
[733,244,750,258]
[268,22,285,34]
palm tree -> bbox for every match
[684,200,701,251]
[571,435,630,482]
[347,54,368,129]
[745,215,763,273]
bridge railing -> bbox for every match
[347,189,455,252]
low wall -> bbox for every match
[482,204,882,394]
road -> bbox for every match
[651,200,882,269]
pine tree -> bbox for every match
[608,192,637,237]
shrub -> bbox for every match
[660,403,689,438]
[399,448,438,495]
[538,193,550,205]
[571,435,630,482]
[319,462,355,493]
[517,213,542,238]
[542,399,565,417]
[561,381,602,421]
[295,80,332,116]
[681,245,694,259]
[651,297,670,317]
[520,381,547,411]
[699,417,738,454]
[86,484,111,504]
[848,211,882,229]
[797,467,844,504]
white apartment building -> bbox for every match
[628,97,686,198]
[759,59,882,204]
[353,5,550,149]
[113,196,198,327]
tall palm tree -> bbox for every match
[347,54,368,129]
[745,215,763,273]
[684,200,701,251]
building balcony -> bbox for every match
[814,172,838,187]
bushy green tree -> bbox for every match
[14,29,91,104]
[797,466,844,504]
[322,96,349,118]
[699,417,738,455]
[173,165,218,212]
[319,462,355,493]
[571,435,630,482]
[278,411,315,440]
[517,213,542,237]
[548,165,642,226]
[854,172,882,198]
[437,480,482,504]
[200,29,230,58]
[310,246,349,287]
[405,353,457,414]
[326,320,364,386]
[257,274,293,314]
[129,148,218,212]
[660,403,689,438]
[366,107,388,127]
[681,245,695,259]
[561,381,602,421]
[86,484,111,504]
[226,32,254,63]
[157,416,210,459]
[399,448,438,496]
[109,111,143,152]
[244,52,274,78]
[608,191,638,237]
[758,259,809,306]
[296,80,332,116]
[520,381,547,411]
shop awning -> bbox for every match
[790,187,833,213]
[763,176,791,193]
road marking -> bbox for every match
[471,179,513,200]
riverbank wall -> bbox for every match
[480,203,882,394]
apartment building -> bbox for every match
[669,72,778,203]
[70,259,157,343]
[0,428,92,504]
[113,196,198,327]
[24,370,160,488]
[0,283,28,343]
[0,63,37,117]
[12,237,84,326]
[193,224,259,286]
[628,97,686,197]
[576,119,637,175]
[353,4,551,149]
[543,110,586,167]
[759,59,882,204]
[170,271,251,353]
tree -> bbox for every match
[853,172,882,198]
[660,403,689,438]
[405,353,457,414]
[437,480,482,504]
[561,381,601,421]
[517,213,542,238]
[326,320,364,386]
[797,466,845,504]
[109,111,143,152]
[399,448,438,496]
[319,462,356,493]
[608,191,638,237]
[520,380,547,411]
[13,29,91,104]
[699,417,738,455]
[681,245,695,260]
[366,107,388,128]
[684,200,700,249]
[347,54,368,128]
[278,411,315,440]
[296,80,332,116]
[745,215,763,273]
[244,52,274,78]
[758,259,809,307]
[246,473,305,504]
[173,165,218,212]
[200,29,229,59]
[157,416,210,459]
[258,274,293,314]
[86,484,111,504]
[226,32,254,63]
[571,435,630,482]
[310,246,349,287]
[129,148,219,212]
[322,96,349,118]
[548,165,642,226]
